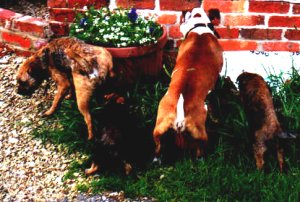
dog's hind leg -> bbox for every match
[44,70,71,116]
[276,142,284,172]
[72,73,94,140]
[253,131,267,170]
[153,93,179,155]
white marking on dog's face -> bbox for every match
[180,7,211,37]
[89,68,99,79]
[173,94,185,132]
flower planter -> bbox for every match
[106,27,168,85]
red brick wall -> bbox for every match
[0,0,300,55]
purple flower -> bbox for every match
[128,8,138,23]
[149,27,154,35]
[80,18,87,27]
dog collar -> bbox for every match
[184,23,207,38]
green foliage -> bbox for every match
[267,66,300,132]
[32,100,91,154]
[69,7,163,47]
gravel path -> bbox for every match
[0,50,79,201]
[2,0,49,20]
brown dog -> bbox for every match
[153,8,223,158]
[16,37,114,140]
[237,72,284,171]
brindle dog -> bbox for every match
[237,72,284,172]
[16,37,114,140]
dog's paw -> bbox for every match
[124,162,133,175]
[85,162,99,175]
[42,109,55,117]
[87,133,94,141]
[152,157,162,165]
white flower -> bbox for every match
[120,37,129,41]
[75,28,83,33]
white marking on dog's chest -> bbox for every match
[173,94,185,132]
[89,68,99,79]
[190,26,214,36]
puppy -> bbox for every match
[16,37,114,140]
[237,72,284,171]
[85,97,154,175]
[153,7,223,158]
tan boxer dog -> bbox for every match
[153,8,223,158]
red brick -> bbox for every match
[49,8,78,22]
[219,39,258,51]
[49,21,70,37]
[215,27,239,39]
[47,0,67,8]
[2,31,32,49]
[224,15,265,26]
[116,0,155,9]
[0,42,33,56]
[269,16,300,27]
[160,0,200,11]
[293,4,300,14]
[203,0,246,13]
[0,8,23,28]
[157,14,178,25]
[68,0,108,9]
[262,42,299,52]
[13,16,48,38]
[285,29,300,40]
[169,25,183,39]
[249,1,290,14]
[240,29,282,40]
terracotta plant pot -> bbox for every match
[106,27,168,85]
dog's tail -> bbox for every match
[277,132,300,139]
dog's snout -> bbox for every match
[16,85,33,96]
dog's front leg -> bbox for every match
[85,161,99,175]
[43,72,71,116]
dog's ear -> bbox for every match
[40,48,49,70]
[180,11,191,23]
[27,56,43,78]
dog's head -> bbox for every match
[16,48,49,96]
[180,7,211,37]
[236,72,259,90]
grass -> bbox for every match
[31,66,300,201]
